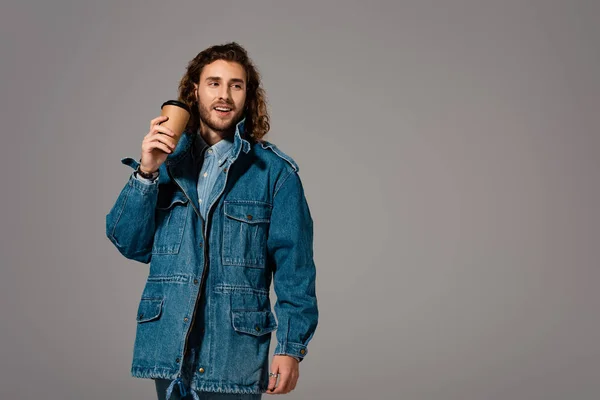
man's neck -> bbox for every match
[199,126,234,146]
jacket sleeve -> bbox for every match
[105,157,158,264]
[267,170,319,362]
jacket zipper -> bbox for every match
[167,161,231,380]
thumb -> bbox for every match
[267,363,279,392]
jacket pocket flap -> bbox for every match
[156,190,189,210]
[136,298,163,323]
[232,310,278,335]
[224,201,272,224]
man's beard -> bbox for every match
[198,101,242,133]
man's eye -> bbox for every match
[233,85,242,89]
[209,82,218,86]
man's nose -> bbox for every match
[217,85,231,101]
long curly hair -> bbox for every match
[177,42,270,142]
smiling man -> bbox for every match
[105,42,318,400]
[194,59,246,135]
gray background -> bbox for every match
[1,1,598,399]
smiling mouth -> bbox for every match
[214,106,233,116]
[214,106,232,111]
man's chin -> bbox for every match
[212,114,241,130]
[199,111,242,133]
[212,120,235,131]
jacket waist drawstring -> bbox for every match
[165,376,201,400]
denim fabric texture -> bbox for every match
[153,347,262,399]
[105,117,318,396]
[194,133,234,220]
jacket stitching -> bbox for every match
[273,170,295,199]
[109,182,133,247]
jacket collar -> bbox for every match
[164,116,250,167]
[164,117,250,221]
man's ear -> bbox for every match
[193,83,198,101]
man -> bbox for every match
[105,42,318,400]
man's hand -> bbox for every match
[266,355,300,394]
[139,115,178,174]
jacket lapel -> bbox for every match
[165,131,202,220]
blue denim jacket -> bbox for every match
[105,118,318,395]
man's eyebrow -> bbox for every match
[205,76,245,84]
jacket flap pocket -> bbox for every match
[224,201,272,224]
[136,298,163,323]
[232,310,278,336]
[156,190,189,210]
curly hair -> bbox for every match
[177,42,270,142]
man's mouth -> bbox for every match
[214,105,233,116]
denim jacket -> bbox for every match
[105,118,318,395]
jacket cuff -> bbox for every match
[128,171,159,194]
[274,341,307,362]
[133,170,159,184]
[121,157,159,194]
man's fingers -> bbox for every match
[270,370,291,394]
[145,132,176,151]
[149,115,168,130]
[153,124,177,138]
[144,139,172,154]
[267,363,279,393]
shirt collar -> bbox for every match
[196,133,234,167]
[193,117,250,167]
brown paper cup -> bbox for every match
[160,100,191,141]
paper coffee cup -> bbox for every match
[160,100,191,140]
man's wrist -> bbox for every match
[274,354,301,362]
[136,165,159,180]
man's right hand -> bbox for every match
[139,115,179,174]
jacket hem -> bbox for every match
[131,365,179,380]
[131,366,267,394]
[192,380,266,394]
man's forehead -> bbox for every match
[200,60,246,81]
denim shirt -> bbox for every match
[195,133,234,220]
[106,117,316,397]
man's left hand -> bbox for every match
[266,355,299,394]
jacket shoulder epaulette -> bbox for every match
[257,140,299,172]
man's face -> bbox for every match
[194,59,247,133]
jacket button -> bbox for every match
[176,358,180,363]
[198,242,203,248]
[184,317,189,322]
[194,279,199,285]
[246,214,253,220]
[300,349,306,354]
[223,167,228,172]
[198,367,205,373]
[255,326,261,332]
[138,314,144,319]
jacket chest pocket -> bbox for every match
[152,190,189,255]
[222,200,272,268]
